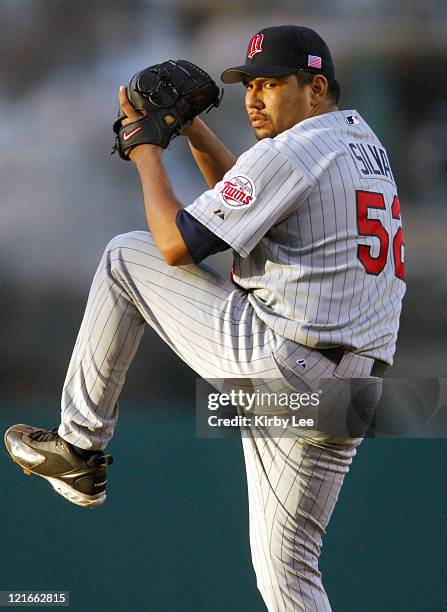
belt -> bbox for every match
[318,347,388,378]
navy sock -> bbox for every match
[70,444,102,459]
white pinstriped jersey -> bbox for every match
[186,110,406,364]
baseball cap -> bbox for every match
[221,25,335,84]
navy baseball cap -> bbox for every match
[221,25,335,84]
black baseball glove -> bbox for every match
[112,59,222,160]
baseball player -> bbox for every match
[5,25,405,611]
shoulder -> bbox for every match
[277,110,377,145]
[269,110,378,179]
[276,111,346,150]
[234,137,292,175]
[237,138,277,164]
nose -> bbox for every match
[245,86,264,110]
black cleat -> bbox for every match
[4,424,113,508]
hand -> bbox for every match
[118,85,142,127]
[118,86,161,161]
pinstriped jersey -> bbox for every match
[186,110,406,364]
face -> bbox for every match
[244,74,313,140]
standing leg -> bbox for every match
[242,430,361,611]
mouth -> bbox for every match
[249,113,267,128]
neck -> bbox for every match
[310,101,338,119]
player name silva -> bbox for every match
[346,141,395,182]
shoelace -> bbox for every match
[28,426,60,442]
[27,427,113,466]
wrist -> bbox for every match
[182,117,206,140]
[131,143,164,166]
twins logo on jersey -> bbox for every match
[219,174,256,209]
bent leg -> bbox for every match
[59,230,279,449]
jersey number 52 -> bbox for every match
[356,190,405,280]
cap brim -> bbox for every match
[220,63,299,84]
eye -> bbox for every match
[264,81,277,89]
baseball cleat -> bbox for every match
[4,424,113,509]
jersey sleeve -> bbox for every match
[185,141,313,258]
[175,209,230,263]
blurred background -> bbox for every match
[0,1,446,611]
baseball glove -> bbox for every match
[112,59,222,160]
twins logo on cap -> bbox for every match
[219,174,256,209]
[247,33,264,59]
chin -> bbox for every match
[254,127,277,140]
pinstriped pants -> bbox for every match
[58,230,367,612]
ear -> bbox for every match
[310,75,329,100]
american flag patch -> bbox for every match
[308,55,322,69]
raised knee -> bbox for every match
[105,231,153,255]
[103,231,157,278]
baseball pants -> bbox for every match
[58,230,375,611]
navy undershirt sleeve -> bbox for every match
[176,208,230,264]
